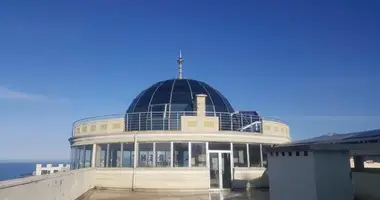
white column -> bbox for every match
[153,142,156,167]
[230,142,234,180]
[260,144,263,167]
[170,142,174,167]
[106,144,110,167]
[246,143,250,167]
[206,142,209,168]
[36,164,42,175]
[133,134,138,168]
[188,142,192,167]
[120,143,124,167]
[196,94,207,116]
[91,144,97,168]
[47,164,53,174]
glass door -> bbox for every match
[221,152,231,189]
[209,152,220,189]
[209,151,232,190]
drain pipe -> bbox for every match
[132,131,137,191]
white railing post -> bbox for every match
[138,113,141,131]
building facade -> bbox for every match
[69,70,291,190]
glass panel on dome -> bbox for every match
[187,79,206,96]
[132,82,162,113]
[150,80,174,105]
[201,83,230,113]
[189,80,213,108]
[171,79,192,105]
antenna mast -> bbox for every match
[177,50,184,79]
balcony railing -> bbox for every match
[72,111,286,133]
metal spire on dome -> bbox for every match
[177,50,184,79]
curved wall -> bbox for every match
[72,117,290,139]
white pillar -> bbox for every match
[260,144,263,167]
[246,143,250,167]
[189,142,192,167]
[91,144,97,168]
[36,164,42,175]
[196,94,207,116]
[47,164,53,174]
[170,142,174,167]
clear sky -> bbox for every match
[0,0,379,160]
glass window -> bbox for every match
[173,143,189,167]
[209,142,230,150]
[122,143,134,167]
[155,143,171,167]
[191,143,206,167]
[79,146,85,168]
[108,143,121,167]
[95,144,107,168]
[84,145,93,168]
[70,147,77,169]
[262,144,272,167]
[249,144,261,167]
[138,143,154,167]
[75,146,81,169]
[233,144,248,167]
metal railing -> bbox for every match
[72,111,286,133]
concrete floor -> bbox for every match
[86,189,270,200]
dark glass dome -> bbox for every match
[127,78,234,114]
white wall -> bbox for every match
[0,168,95,200]
[232,168,268,189]
[95,168,209,190]
[313,151,353,200]
[268,151,318,200]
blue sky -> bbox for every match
[0,0,379,160]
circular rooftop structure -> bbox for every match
[126,78,234,114]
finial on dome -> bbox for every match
[177,50,184,79]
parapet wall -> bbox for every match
[0,168,95,200]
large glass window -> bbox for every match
[70,147,78,169]
[108,143,121,167]
[249,144,261,167]
[79,146,85,168]
[95,144,107,167]
[138,143,154,167]
[84,145,92,168]
[173,143,189,167]
[122,143,134,167]
[155,143,171,167]
[233,144,248,167]
[191,143,206,167]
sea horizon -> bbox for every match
[0,160,69,181]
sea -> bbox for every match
[0,161,68,181]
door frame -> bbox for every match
[208,150,233,191]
